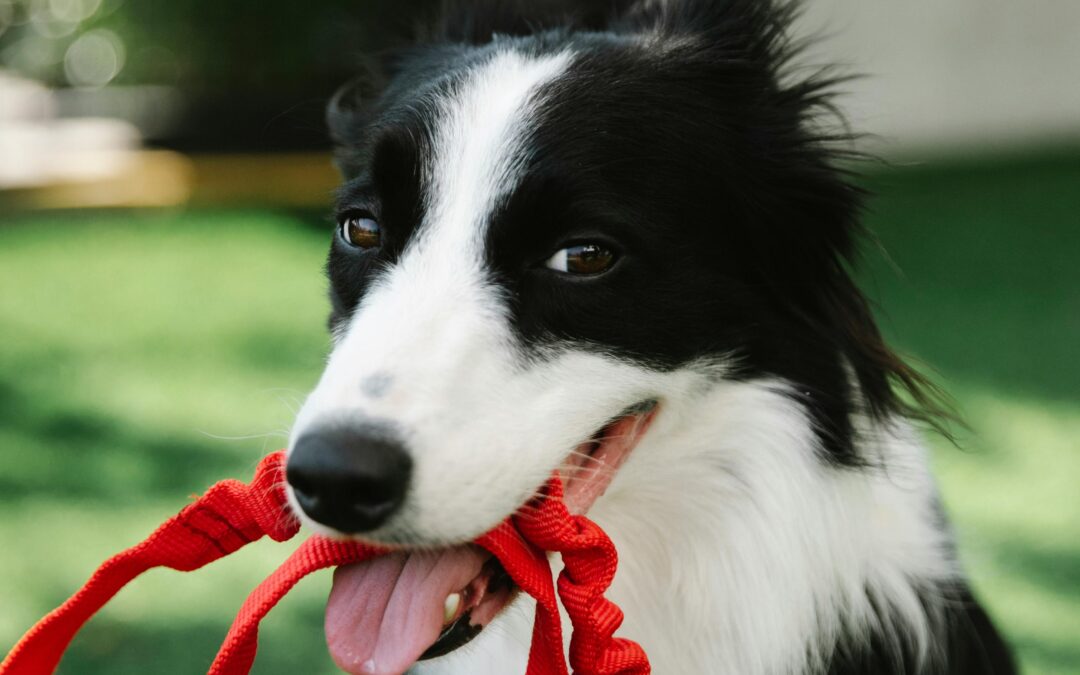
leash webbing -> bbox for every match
[0,451,649,675]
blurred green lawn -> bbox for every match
[1,153,1078,674]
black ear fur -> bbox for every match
[327,73,380,179]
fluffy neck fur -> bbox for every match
[413,377,956,675]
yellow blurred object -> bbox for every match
[2,152,341,210]
[188,153,340,208]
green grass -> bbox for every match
[859,154,1080,673]
[0,210,343,673]
[1,154,1079,673]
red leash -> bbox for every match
[0,451,649,675]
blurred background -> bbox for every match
[1,0,1077,673]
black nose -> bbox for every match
[286,423,412,534]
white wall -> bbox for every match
[796,0,1080,158]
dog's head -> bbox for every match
[284,1,931,669]
[286,0,916,542]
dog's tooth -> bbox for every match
[443,593,461,624]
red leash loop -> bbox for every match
[515,491,650,675]
[1,452,649,675]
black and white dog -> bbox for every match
[283,1,1016,673]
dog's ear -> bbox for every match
[430,0,642,43]
[326,78,366,179]
[326,63,387,179]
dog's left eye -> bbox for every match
[545,243,617,275]
[339,214,381,250]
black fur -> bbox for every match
[323,2,1015,672]
[827,584,1017,675]
[327,0,939,464]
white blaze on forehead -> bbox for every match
[412,48,573,267]
[292,49,582,546]
[327,48,575,369]
[301,49,575,431]
[321,49,575,399]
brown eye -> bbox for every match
[340,215,381,249]
[545,243,617,275]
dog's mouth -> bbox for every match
[324,401,659,675]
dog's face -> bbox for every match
[291,46,680,546]
[287,6,879,547]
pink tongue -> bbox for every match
[325,545,489,675]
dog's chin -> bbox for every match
[322,402,659,675]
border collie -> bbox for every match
[283,1,1016,673]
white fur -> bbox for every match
[291,48,588,544]
[291,47,959,675]
[411,375,957,675]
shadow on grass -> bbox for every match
[1011,638,1080,675]
[0,377,243,505]
[55,613,337,675]
[995,540,1080,603]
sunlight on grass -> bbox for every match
[930,389,1080,675]
[0,210,340,673]
[860,153,1080,675]
[0,212,327,445]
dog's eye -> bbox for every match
[545,243,617,275]
[340,215,381,250]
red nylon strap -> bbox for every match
[1,451,649,675]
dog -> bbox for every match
[282,1,1017,673]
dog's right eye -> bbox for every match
[545,243,617,276]
[339,215,381,250]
